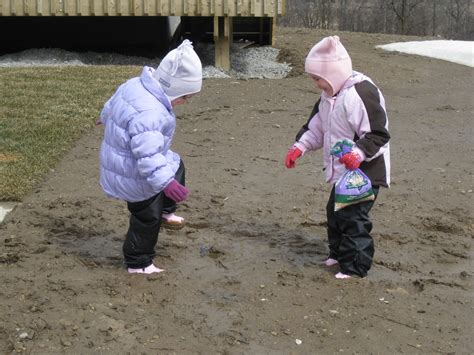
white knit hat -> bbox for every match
[153,39,202,101]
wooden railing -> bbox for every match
[0,0,285,17]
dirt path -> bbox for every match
[1,28,472,354]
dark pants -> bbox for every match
[326,185,379,277]
[123,160,185,269]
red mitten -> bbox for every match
[285,147,303,169]
[339,151,362,170]
[163,179,189,203]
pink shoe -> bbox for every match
[128,264,164,274]
[162,213,185,229]
[323,258,339,267]
[335,272,351,279]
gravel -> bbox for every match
[0,43,292,79]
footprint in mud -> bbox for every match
[224,167,245,177]
[26,204,125,267]
[219,220,277,239]
[442,248,468,259]
[198,245,229,269]
[199,245,225,258]
[413,277,468,291]
[213,217,329,266]
[375,232,411,245]
[273,232,327,266]
[0,252,20,264]
[374,259,417,273]
[187,221,210,229]
[417,215,465,234]
[53,231,123,267]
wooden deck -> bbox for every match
[0,0,284,17]
[0,0,285,69]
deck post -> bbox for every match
[213,15,233,70]
[271,17,276,46]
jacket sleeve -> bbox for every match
[100,83,126,125]
[295,98,321,141]
[348,81,390,161]
[128,111,174,192]
[295,113,324,153]
[99,97,114,125]
[294,98,324,153]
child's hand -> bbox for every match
[339,151,361,170]
[163,179,190,202]
[285,147,303,169]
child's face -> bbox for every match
[309,74,333,96]
[171,94,196,107]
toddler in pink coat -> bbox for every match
[285,36,390,279]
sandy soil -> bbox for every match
[1,28,473,354]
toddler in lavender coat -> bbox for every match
[98,40,202,274]
[285,36,390,279]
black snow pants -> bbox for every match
[326,185,379,277]
[123,160,185,269]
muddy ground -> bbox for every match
[0,28,473,354]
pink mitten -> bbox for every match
[339,151,362,170]
[163,179,189,203]
[285,147,303,169]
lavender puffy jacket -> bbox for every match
[99,67,180,202]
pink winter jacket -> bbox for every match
[294,71,390,187]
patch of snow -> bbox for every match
[0,203,15,223]
[376,40,474,67]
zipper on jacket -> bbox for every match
[327,97,337,183]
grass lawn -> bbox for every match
[0,65,141,201]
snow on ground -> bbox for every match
[0,203,15,223]
[376,40,474,67]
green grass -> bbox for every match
[0,65,141,201]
